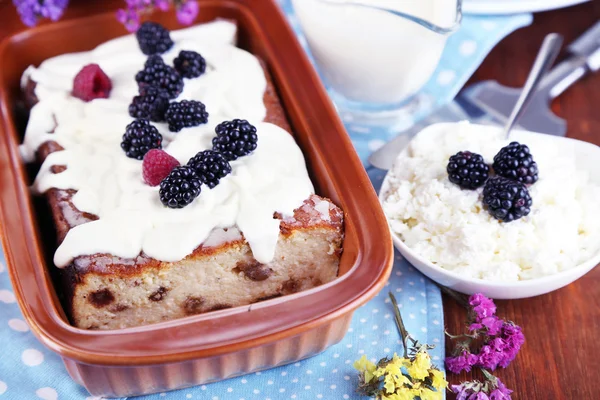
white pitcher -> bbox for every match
[292,0,462,124]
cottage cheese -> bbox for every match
[382,122,600,281]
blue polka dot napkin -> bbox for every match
[0,3,532,400]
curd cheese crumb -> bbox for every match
[382,123,600,282]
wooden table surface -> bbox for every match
[1,1,599,399]
[450,2,600,399]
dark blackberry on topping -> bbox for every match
[135,55,183,99]
[121,119,163,160]
[173,50,207,79]
[447,151,490,189]
[136,22,174,55]
[165,100,209,132]
[212,119,258,161]
[187,150,232,188]
[159,166,202,209]
[483,176,532,222]
[128,86,169,122]
[492,141,539,185]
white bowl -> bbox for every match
[379,124,600,299]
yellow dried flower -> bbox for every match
[429,368,448,391]
[353,355,377,383]
[381,387,414,400]
[407,351,431,380]
[418,387,443,400]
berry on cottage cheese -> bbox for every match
[382,122,600,282]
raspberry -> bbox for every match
[483,176,532,222]
[136,22,174,56]
[492,142,539,185]
[142,149,180,186]
[128,86,170,122]
[120,119,163,160]
[447,151,490,189]
[135,55,184,99]
[72,64,112,102]
[159,166,202,208]
[187,150,232,188]
[173,50,206,78]
[165,100,209,132]
[212,119,258,161]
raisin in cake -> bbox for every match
[20,20,343,330]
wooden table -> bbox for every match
[448,2,600,399]
[0,1,598,399]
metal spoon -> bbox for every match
[502,33,563,139]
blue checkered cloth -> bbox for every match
[0,3,532,399]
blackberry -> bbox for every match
[447,151,490,189]
[173,50,206,79]
[128,86,169,122]
[135,55,183,99]
[212,119,258,161]
[165,100,209,132]
[159,166,202,209]
[483,176,532,222]
[492,142,539,185]
[187,150,232,188]
[136,22,174,55]
[121,119,163,160]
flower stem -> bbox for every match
[388,292,409,358]
[435,284,469,309]
[480,368,496,383]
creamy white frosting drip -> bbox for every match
[21,21,315,267]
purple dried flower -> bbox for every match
[469,393,490,400]
[13,0,69,27]
[116,8,141,32]
[451,381,483,400]
[489,337,505,351]
[469,316,503,336]
[476,344,502,371]
[154,0,170,11]
[451,384,471,400]
[498,322,525,368]
[469,293,497,320]
[446,349,478,374]
[489,377,513,400]
[482,316,504,336]
[176,0,199,25]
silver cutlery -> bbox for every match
[369,22,600,170]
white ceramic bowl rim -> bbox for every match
[379,123,600,290]
[389,230,600,288]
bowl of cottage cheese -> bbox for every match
[379,122,600,299]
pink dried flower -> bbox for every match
[489,377,513,399]
[451,381,484,400]
[470,315,504,336]
[154,0,170,11]
[116,7,141,32]
[476,344,502,371]
[469,393,490,400]
[469,293,497,320]
[446,349,478,374]
[498,322,525,368]
[176,0,199,25]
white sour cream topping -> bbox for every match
[20,21,314,267]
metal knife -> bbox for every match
[368,21,600,171]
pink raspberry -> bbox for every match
[72,64,112,102]
[142,149,180,186]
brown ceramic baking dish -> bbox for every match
[0,0,393,397]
